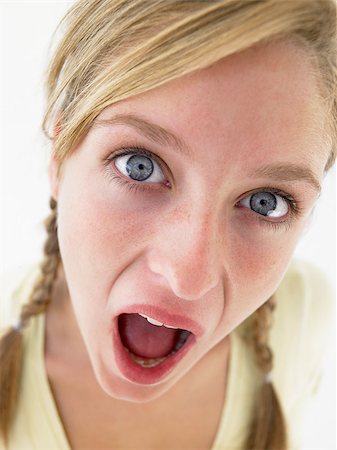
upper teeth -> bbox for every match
[138,313,178,329]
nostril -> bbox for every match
[155,268,219,301]
[147,242,221,300]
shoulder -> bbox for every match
[270,258,334,403]
[275,258,334,316]
[272,258,334,350]
[0,264,40,332]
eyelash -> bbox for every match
[103,146,304,231]
[103,146,169,193]
[238,187,301,232]
[248,191,302,231]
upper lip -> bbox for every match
[115,304,204,338]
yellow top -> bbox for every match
[0,259,334,450]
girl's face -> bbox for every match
[51,41,329,402]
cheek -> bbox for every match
[235,239,286,280]
[231,215,304,281]
[223,224,303,324]
[56,154,165,264]
[57,190,148,273]
[55,180,159,357]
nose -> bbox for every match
[147,206,223,301]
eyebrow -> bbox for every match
[92,113,192,156]
[93,113,322,193]
[252,163,321,193]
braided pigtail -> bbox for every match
[244,297,288,450]
[0,197,60,443]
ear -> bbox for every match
[49,155,60,202]
[49,116,63,202]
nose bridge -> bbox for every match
[148,202,222,301]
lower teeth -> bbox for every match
[124,347,168,368]
[124,343,187,368]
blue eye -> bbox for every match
[239,191,289,218]
[115,153,165,183]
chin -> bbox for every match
[96,363,181,403]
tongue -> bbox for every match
[118,313,180,358]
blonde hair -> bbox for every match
[1,0,336,448]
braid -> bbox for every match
[244,297,288,450]
[19,197,60,329]
[251,296,275,377]
[0,197,60,443]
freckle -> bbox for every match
[165,206,191,225]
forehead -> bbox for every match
[97,40,328,174]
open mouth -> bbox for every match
[118,313,193,369]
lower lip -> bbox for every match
[111,319,196,384]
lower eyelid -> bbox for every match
[104,167,168,194]
[260,218,292,232]
[235,195,296,226]
[236,207,293,232]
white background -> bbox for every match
[0,2,336,448]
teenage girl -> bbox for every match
[1,1,336,449]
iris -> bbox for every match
[126,155,154,181]
[250,192,277,216]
